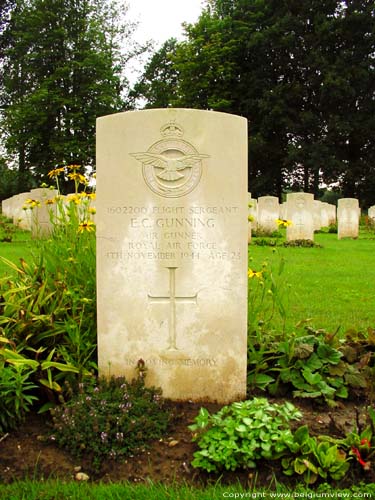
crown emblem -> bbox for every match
[160,121,184,138]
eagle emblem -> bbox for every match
[131,121,209,198]
[131,152,209,182]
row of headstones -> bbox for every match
[2,188,58,237]
[1,188,362,242]
[248,193,361,241]
[1,188,96,237]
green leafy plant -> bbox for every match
[251,238,279,246]
[0,215,16,242]
[282,425,350,484]
[0,165,97,411]
[251,228,283,238]
[247,254,289,337]
[49,362,170,469]
[248,327,370,405]
[0,354,38,432]
[342,406,375,471]
[282,239,322,248]
[189,397,302,472]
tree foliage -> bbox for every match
[0,0,136,191]
[134,0,375,206]
[129,38,180,108]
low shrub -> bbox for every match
[49,362,170,468]
[282,425,350,484]
[0,215,16,242]
[189,397,302,472]
[282,239,322,248]
[248,327,372,405]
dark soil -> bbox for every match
[1,397,374,488]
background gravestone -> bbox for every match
[29,188,57,237]
[11,192,32,230]
[286,193,314,241]
[337,198,359,239]
[313,200,322,231]
[257,196,279,233]
[96,108,248,403]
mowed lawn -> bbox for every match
[0,231,33,277]
[248,232,375,335]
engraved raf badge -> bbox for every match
[131,121,209,198]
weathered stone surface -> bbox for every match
[96,108,248,403]
[257,196,279,233]
[29,188,58,237]
[286,193,314,241]
[337,198,359,239]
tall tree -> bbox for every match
[129,38,180,108]
[134,0,375,204]
[0,0,135,190]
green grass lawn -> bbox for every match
[0,230,33,277]
[248,232,375,335]
[0,480,373,500]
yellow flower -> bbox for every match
[68,172,88,185]
[78,220,95,233]
[67,164,81,170]
[67,194,81,205]
[248,268,263,279]
[88,207,96,214]
[276,219,292,228]
[86,192,96,200]
[47,167,65,178]
[45,198,55,205]
[248,215,254,222]
[25,198,41,209]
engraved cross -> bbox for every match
[295,217,305,236]
[148,267,197,351]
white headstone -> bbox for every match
[96,108,248,403]
[368,206,375,220]
[337,198,359,239]
[12,192,32,230]
[279,202,287,221]
[313,200,322,231]
[286,193,314,241]
[327,204,336,225]
[29,188,58,237]
[257,196,279,233]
